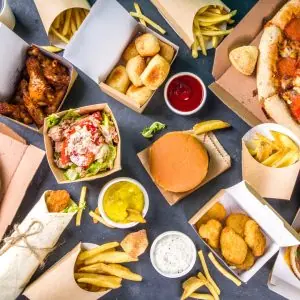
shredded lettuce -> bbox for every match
[46,114,60,129]
[63,202,79,213]
[64,168,80,181]
[61,109,81,121]
[141,121,166,138]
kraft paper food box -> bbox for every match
[189,181,300,282]
[63,0,179,113]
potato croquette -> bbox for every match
[197,202,227,228]
[46,190,71,212]
[244,220,266,257]
[235,249,255,270]
[220,227,248,265]
[199,219,223,248]
[226,213,251,236]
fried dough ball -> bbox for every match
[126,55,146,87]
[235,248,255,270]
[220,227,248,265]
[106,65,130,94]
[197,202,226,227]
[158,40,175,63]
[226,213,251,236]
[122,42,139,62]
[135,33,160,57]
[244,220,266,257]
[199,219,223,249]
[46,190,71,212]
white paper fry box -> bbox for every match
[0,191,76,300]
[64,0,178,113]
[268,209,300,299]
[189,181,300,283]
[242,123,300,200]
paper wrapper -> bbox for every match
[189,181,300,282]
[138,131,231,205]
[23,242,109,300]
[43,104,121,184]
[33,0,90,48]
[151,0,229,48]
[242,123,300,200]
[0,191,75,300]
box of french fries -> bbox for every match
[268,209,300,299]
[189,181,300,283]
[0,24,77,132]
[242,123,300,200]
[63,0,179,113]
[23,231,148,300]
[33,0,90,49]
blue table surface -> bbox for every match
[5,0,299,299]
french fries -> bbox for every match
[134,2,146,26]
[181,277,205,300]
[193,120,231,135]
[89,210,115,228]
[246,131,300,167]
[76,186,87,227]
[74,232,146,292]
[191,6,237,58]
[50,8,89,45]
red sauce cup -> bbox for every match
[164,72,207,116]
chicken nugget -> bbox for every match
[220,227,248,265]
[235,248,255,270]
[199,219,222,249]
[226,213,251,236]
[197,202,226,227]
[244,220,266,257]
[46,190,71,212]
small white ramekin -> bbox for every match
[150,231,197,278]
[164,72,207,116]
[0,0,15,30]
[98,177,149,229]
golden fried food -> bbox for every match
[197,202,226,226]
[126,85,153,107]
[135,33,160,57]
[126,55,146,87]
[122,41,139,62]
[45,190,71,212]
[225,213,251,236]
[106,65,131,94]
[199,219,222,249]
[235,248,255,270]
[220,227,248,265]
[120,229,148,258]
[244,220,266,257]
[158,40,175,63]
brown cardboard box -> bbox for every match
[0,24,77,132]
[0,123,45,239]
[138,131,231,205]
[23,243,109,300]
[43,104,121,184]
[33,0,91,49]
[189,181,300,282]
[209,0,287,127]
[63,0,178,113]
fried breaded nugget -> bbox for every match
[197,203,226,227]
[46,190,71,212]
[226,213,251,236]
[244,220,266,257]
[220,227,248,265]
[235,248,255,270]
[199,219,222,249]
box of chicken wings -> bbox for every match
[0,23,77,132]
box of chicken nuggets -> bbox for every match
[63,0,178,113]
[0,23,77,132]
[189,181,300,282]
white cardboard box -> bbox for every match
[189,181,300,282]
[63,0,178,113]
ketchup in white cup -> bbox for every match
[0,0,15,30]
[164,72,207,115]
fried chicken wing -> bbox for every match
[0,102,33,124]
[244,220,266,257]
[199,219,223,249]
[43,60,70,87]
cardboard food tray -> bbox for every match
[0,123,45,239]
[242,123,300,201]
[268,209,300,300]
[43,103,121,184]
[0,23,77,133]
[209,0,287,127]
[137,131,231,205]
[189,181,300,282]
[33,0,91,49]
[151,0,229,49]
[63,0,179,114]
[23,243,109,300]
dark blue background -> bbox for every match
[5,0,298,299]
